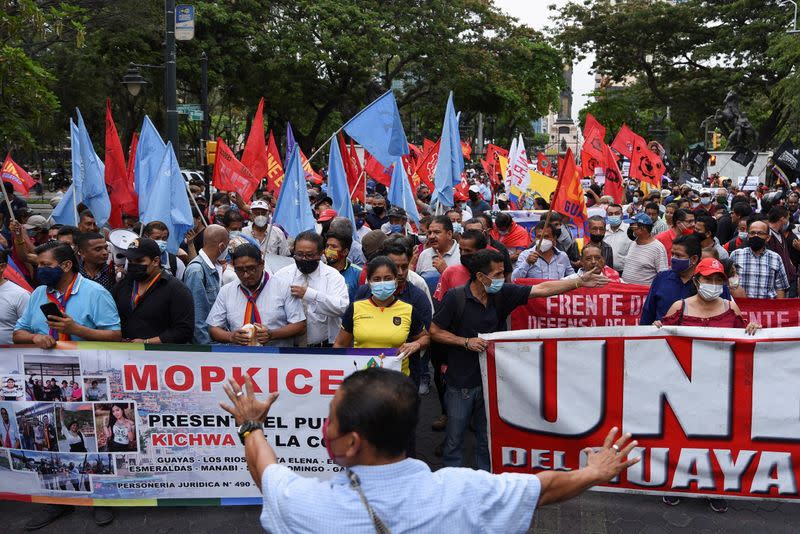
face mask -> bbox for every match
[389,224,404,234]
[323,247,341,263]
[697,282,723,301]
[36,266,64,288]
[355,218,365,229]
[417,235,427,244]
[681,225,695,236]
[607,215,622,227]
[717,195,728,205]
[627,227,637,241]
[460,254,473,270]
[483,276,504,294]
[126,262,150,282]
[370,280,397,300]
[738,231,748,240]
[632,196,640,203]
[700,197,712,205]
[218,245,229,262]
[589,233,604,244]
[253,215,268,228]
[671,257,691,273]
[729,275,740,289]
[229,230,241,238]
[693,231,707,241]
[154,240,168,254]
[295,258,319,275]
[452,222,463,234]
[627,185,636,191]
[691,201,700,208]
[372,207,385,217]
[538,239,554,253]
[749,235,765,251]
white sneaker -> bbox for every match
[418,382,430,395]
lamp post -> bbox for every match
[200,51,211,203]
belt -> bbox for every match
[307,342,332,348]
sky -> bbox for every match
[494,0,595,121]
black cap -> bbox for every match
[314,195,333,208]
[388,206,408,219]
[124,238,161,259]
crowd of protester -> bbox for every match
[2,165,799,528]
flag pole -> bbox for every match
[349,169,366,200]
[2,183,16,222]
[183,180,208,227]
[535,155,568,253]
[305,127,342,165]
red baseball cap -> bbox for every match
[318,208,338,222]
[695,257,727,279]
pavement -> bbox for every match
[2,388,799,533]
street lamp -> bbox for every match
[121,64,148,97]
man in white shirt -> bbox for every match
[274,231,349,347]
[241,200,290,257]
[220,368,638,534]
[604,203,631,274]
[0,249,30,344]
[208,243,306,347]
[415,215,461,275]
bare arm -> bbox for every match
[430,322,487,352]
[268,320,306,341]
[777,289,786,299]
[529,269,609,299]
[537,428,639,506]
[332,329,354,348]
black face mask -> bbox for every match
[627,227,636,241]
[372,207,385,217]
[693,231,707,241]
[748,236,766,251]
[460,254,474,270]
[589,233,604,244]
[296,259,319,275]
[127,263,151,282]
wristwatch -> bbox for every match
[237,420,264,445]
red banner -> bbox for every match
[212,138,260,201]
[481,326,800,500]
[511,280,800,329]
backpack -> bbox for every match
[449,284,505,333]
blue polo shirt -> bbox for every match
[15,274,121,339]
[339,262,363,302]
[640,270,731,325]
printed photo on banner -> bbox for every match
[0,402,21,449]
[9,450,109,493]
[83,376,109,402]
[0,449,9,470]
[95,402,138,453]
[23,354,82,402]
[56,402,97,453]
[1,374,25,401]
[14,402,58,452]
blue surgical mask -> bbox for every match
[355,218,365,229]
[607,215,622,227]
[229,230,241,238]
[370,280,397,300]
[389,224,404,234]
[738,231,748,240]
[452,222,463,234]
[484,276,504,294]
[700,197,712,205]
[154,240,168,253]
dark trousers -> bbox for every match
[429,343,447,415]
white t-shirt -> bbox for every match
[0,280,30,344]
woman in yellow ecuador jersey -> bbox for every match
[334,256,429,375]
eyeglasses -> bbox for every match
[748,231,769,237]
[233,265,261,275]
[293,253,320,261]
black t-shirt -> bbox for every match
[432,283,530,388]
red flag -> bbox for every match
[461,139,472,160]
[412,139,440,190]
[1,154,36,196]
[611,124,637,159]
[212,138,261,201]
[602,142,624,203]
[536,152,553,177]
[454,177,469,201]
[408,143,422,162]
[348,140,365,203]
[338,133,361,199]
[300,150,324,185]
[364,152,392,186]
[423,138,436,154]
[552,148,587,229]
[104,100,138,228]
[580,149,601,179]
[629,136,664,187]
[241,97,269,183]
[582,113,606,161]
[126,132,138,194]
[265,130,285,195]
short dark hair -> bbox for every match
[76,232,105,250]
[463,217,486,230]
[365,255,398,279]
[607,203,622,211]
[419,216,433,228]
[430,215,453,233]
[645,202,660,212]
[478,212,493,230]
[211,192,230,204]
[143,221,168,237]
[673,234,702,259]
[494,212,512,230]
[587,215,606,226]
[35,242,78,272]
[79,209,95,222]
[534,220,558,237]
[696,215,717,236]
[468,249,505,280]
[222,210,244,227]
[336,367,419,457]
[732,202,753,218]
[294,230,324,253]
[230,243,262,263]
[91,380,98,386]
[57,225,79,238]
[459,229,487,250]
[326,231,352,252]
[672,208,691,227]
[381,240,411,260]
[768,206,789,223]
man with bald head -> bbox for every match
[183,224,230,343]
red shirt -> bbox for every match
[655,228,678,261]
[433,264,470,301]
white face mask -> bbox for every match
[538,239,554,253]
[697,282,723,301]
[217,244,229,262]
[253,215,269,228]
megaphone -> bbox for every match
[108,229,138,267]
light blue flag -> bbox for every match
[343,90,409,168]
[75,109,111,227]
[273,145,316,239]
[138,142,193,254]
[51,120,82,226]
[285,122,296,169]
[327,139,358,241]
[134,116,166,197]
[432,92,464,209]
[388,157,420,224]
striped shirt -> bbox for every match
[729,247,789,299]
[621,240,668,286]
